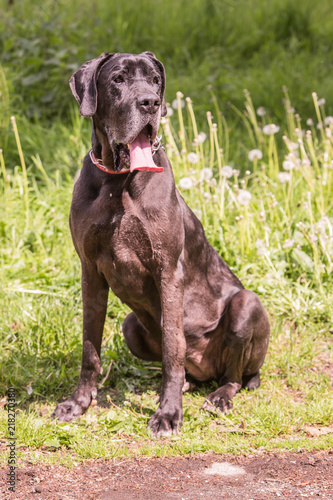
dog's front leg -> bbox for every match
[148,262,186,437]
[54,262,109,421]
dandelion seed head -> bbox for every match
[263,124,280,135]
[221,165,233,178]
[197,132,207,143]
[256,106,266,116]
[306,118,314,126]
[167,107,173,117]
[255,239,269,256]
[237,189,252,205]
[200,167,213,181]
[179,177,193,189]
[302,158,311,167]
[172,98,185,109]
[248,149,263,161]
[187,152,199,164]
[317,98,326,106]
[289,142,299,151]
[282,160,295,171]
[278,172,291,183]
[283,239,295,249]
[192,208,202,220]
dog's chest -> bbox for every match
[73,195,156,299]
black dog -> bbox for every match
[54,52,270,437]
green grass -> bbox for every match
[0,88,332,465]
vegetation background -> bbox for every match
[0,0,332,463]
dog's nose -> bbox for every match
[137,93,161,114]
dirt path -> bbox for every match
[1,451,333,499]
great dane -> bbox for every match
[54,52,270,437]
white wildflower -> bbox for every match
[248,149,263,161]
[26,384,33,396]
[282,160,295,171]
[179,177,193,189]
[237,189,252,206]
[197,132,207,143]
[302,158,311,167]
[283,239,295,249]
[306,118,314,126]
[317,216,329,233]
[167,107,173,117]
[289,142,299,151]
[317,98,326,106]
[278,172,291,183]
[324,116,333,125]
[256,106,266,116]
[233,169,240,177]
[200,168,213,181]
[172,98,185,109]
[187,152,199,164]
[192,208,202,220]
[288,107,295,113]
[263,124,280,135]
[221,165,233,178]
[255,239,269,256]
[203,192,211,200]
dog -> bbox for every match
[54,52,270,437]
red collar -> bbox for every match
[89,135,164,175]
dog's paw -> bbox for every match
[147,407,183,438]
[53,396,90,422]
[202,390,233,415]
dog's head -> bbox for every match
[70,52,167,172]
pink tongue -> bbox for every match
[129,132,164,173]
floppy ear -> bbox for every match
[69,52,115,117]
[142,51,167,117]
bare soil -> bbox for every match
[1,451,333,499]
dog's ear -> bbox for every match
[142,51,167,117]
[69,53,115,117]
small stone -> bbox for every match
[35,485,42,493]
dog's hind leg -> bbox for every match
[203,289,270,414]
[122,312,162,361]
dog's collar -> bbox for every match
[89,135,164,175]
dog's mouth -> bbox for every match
[112,125,163,173]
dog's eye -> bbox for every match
[113,75,124,84]
[153,76,159,85]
